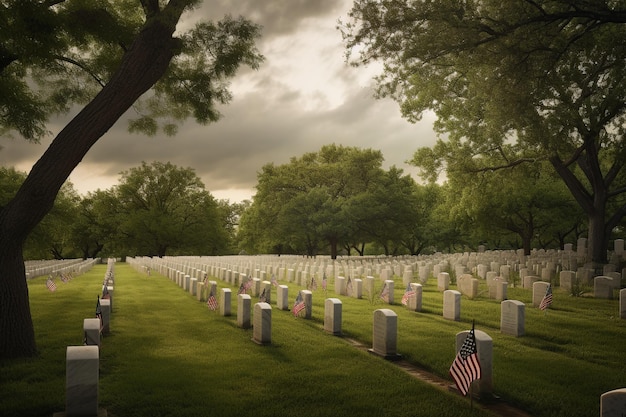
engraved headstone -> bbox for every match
[324,298,342,335]
[500,300,524,337]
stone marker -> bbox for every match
[594,276,614,299]
[261,280,272,303]
[302,290,313,319]
[455,329,493,398]
[276,285,289,310]
[369,309,400,360]
[324,298,342,335]
[365,276,375,298]
[353,278,363,299]
[237,294,251,329]
[601,388,626,417]
[437,272,450,291]
[408,283,422,312]
[532,281,551,307]
[382,279,395,304]
[252,302,271,345]
[220,288,231,316]
[100,299,111,336]
[64,345,100,417]
[443,290,461,321]
[189,277,197,296]
[621,289,626,320]
[500,300,524,337]
[196,281,205,301]
[83,319,101,347]
[335,276,346,295]
[559,271,576,292]
[523,275,541,290]
[184,274,190,291]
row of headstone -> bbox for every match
[57,258,116,417]
[25,258,100,280]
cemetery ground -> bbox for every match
[1,263,625,417]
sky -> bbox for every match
[0,0,439,203]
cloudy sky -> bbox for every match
[1,0,439,203]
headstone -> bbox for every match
[382,280,394,304]
[252,303,271,345]
[407,283,422,312]
[523,275,541,289]
[324,298,342,335]
[196,281,205,301]
[496,281,507,301]
[594,276,614,299]
[252,278,261,297]
[65,345,99,417]
[532,281,550,308]
[261,280,272,304]
[189,277,197,296]
[443,290,461,321]
[600,388,626,417]
[302,290,313,319]
[369,309,400,360]
[100,299,111,336]
[220,288,231,316]
[365,276,375,298]
[455,329,493,398]
[437,272,450,291]
[335,276,346,295]
[83,318,101,347]
[621,289,626,320]
[352,278,363,299]
[500,300,525,337]
[237,294,251,329]
[559,271,576,292]
[457,274,478,299]
[275,285,288,310]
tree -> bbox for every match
[342,0,626,265]
[249,144,388,258]
[113,161,228,256]
[0,1,263,358]
[70,189,120,259]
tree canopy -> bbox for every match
[0,0,263,359]
[341,0,626,264]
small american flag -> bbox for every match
[380,282,389,303]
[292,291,306,317]
[206,287,218,311]
[539,285,553,310]
[401,283,415,306]
[449,322,481,396]
[259,288,267,303]
[46,276,57,292]
[95,296,103,331]
[237,281,246,295]
[102,285,110,300]
[309,276,317,291]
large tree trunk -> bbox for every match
[0,19,180,359]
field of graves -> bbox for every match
[1,258,625,417]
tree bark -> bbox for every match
[0,19,179,359]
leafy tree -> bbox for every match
[249,144,388,258]
[0,1,262,358]
[342,0,626,265]
[113,161,228,256]
[70,189,121,259]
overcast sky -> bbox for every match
[1,0,439,203]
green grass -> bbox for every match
[2,263,625,417]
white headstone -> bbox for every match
[237,294,251,329]
[276,285,289,310]
[500,300,525,337]
[370,309,400,360]
[443,290,461,321]
[65,345,99,417]
[324,298,342,335]
[455,329,493,398]
[252,302,271,345]
[600,388,626,417]
[83,318,101,347]
[220,288,231,316]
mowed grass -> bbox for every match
[1,263,491,417]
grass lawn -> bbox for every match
[2,261,625,417]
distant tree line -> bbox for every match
[4,145,617,261]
